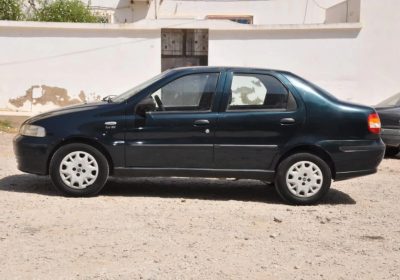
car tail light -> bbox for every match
[368,113,381,134]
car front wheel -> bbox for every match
[49,143,109,196]
[275,153,331,205]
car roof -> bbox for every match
[168,66,290,75]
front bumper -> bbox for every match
[381,128,400,148]
[13,134,52,175]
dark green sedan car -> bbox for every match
[14,67,385,204]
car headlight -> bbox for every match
[20,124,46,137]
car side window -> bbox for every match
[150,73,219,112]
[228,73,296,111]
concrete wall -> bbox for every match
[113,2,149,23]
[209,28,360,102]
[210,0,400,105]
[86,0,354,24]
[325,0,360,23]
[0,24,160,112]
[85,0,150,23]
[150,0,347,24]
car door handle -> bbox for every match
[193,119,210,126]
[280,118,296,125]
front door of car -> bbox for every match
[214,71,305,171]
[125,72,222,168]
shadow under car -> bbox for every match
[0,174,356,205]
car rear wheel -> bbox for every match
[49,143,109,196]
[275,153,331,205]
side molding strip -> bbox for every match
[113,167,275,181]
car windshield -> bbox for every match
[110,71,170,103]
[376,92,400,108]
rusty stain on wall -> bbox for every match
[8,85,100,108]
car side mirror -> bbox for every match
[135,96,156,117]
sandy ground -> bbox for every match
[0,132,399,280]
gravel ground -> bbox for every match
[0,132,399,279]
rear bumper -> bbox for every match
[335,168,377,181]
[321,139,385,181]
[381,128,400,148]
[13,134,51,175]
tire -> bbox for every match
[385,146,399,157]
[274,153,331,205]
[49,143,109,196]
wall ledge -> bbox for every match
[0,19,362,32]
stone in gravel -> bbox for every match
[273,217,282,223]
[361,235,384,240]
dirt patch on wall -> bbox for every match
[8,85,100,109]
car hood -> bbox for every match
[24,102,108,124]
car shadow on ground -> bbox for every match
[0,174,356,205]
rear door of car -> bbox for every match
[214,70,305,171]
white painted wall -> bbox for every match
[148,0,354,24]
[356,0,400,105]
[85,0,150,23]
[210,0,400,105]
[0,24,160,112]
[85,0,352,24]
[112,3,149,23]
[209,28,360,103]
